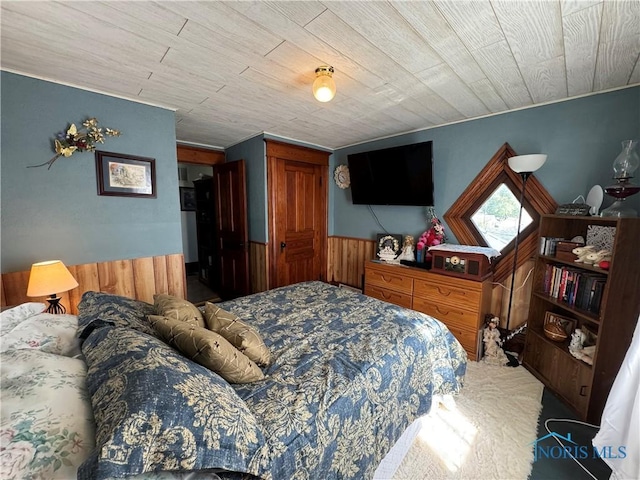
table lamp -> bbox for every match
[26,260,79,313]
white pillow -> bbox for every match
[1,307,81,357]
[0,303,45,335]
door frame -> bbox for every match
[266,140,329,289]
[176,144,225,297]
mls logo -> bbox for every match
[529,431,626,462]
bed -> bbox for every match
[1,281,466,479]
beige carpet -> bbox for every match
[392,362,544,480]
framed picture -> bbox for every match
[376,233,401,262]
[95,151,156,198]
[581,324,598,347]
[180,187,196,211]
[544,311,576,337]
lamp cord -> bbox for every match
[506,172,530,330]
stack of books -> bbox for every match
[542,264,606,314]
[539,236,565,256]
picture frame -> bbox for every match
[180,187,196,211]
[376,233,402,262]
[581,323,598,347]
[95,151,156,198]
[543,311,576,337]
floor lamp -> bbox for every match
[505,154,547,331]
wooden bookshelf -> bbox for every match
[523,215,640,424]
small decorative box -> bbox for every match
[429,244,500,281]
[555,241,582,262]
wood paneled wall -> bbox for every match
[327,236,376,289]
[1,254,186,315]
[249,241,268,294]
[327,235,533,327]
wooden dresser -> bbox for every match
[364,260,492,360]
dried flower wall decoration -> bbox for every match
[29,117,121,169]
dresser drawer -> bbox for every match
[412,296,480,331]
[414,276,481,311]
[445,325,479,356]
[365,267,413,295]
[365,285,413,309]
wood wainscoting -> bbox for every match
[327,236,376,290]
[1,254,186,315]
[249,241,269,294]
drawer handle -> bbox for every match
[580,385,587,396]
[382,291,393,299]
[437,286,452,296]
[381,275,395,283]
[435,305,450,315]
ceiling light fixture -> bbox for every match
[312,66,336,103]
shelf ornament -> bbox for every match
[29,117,121,169]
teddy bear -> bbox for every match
[572,245,596,263]
[584,249,611,266]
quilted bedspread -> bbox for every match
[218,281,467,479]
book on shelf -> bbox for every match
[539,236,565,256]
[542,263,607,313]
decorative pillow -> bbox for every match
[78,325,269,480]
[0,312,81,357]
[204,302,272,367]
[77,291,157,340]
[148,315,264,384]
[153,294,205,328]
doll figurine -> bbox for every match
[397,235,416,262]
[482,316,509,366]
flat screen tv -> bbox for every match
[347,141,433,206]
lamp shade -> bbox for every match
[312,66,336,102]
[508,154,547,174]
[26,260,78,297]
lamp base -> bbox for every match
[600,199,638,217]
[45,296,66,314]
[601,180,639,217]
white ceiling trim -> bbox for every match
[1,68,178,112]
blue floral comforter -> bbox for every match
[220,281,466,479]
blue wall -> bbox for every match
[225,134,267,243]
[1,72,181,273]
[3,72,636,275]
[331,87,640,242]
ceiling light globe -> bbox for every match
[313,66,336,102]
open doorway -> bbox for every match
[178,162,221,305]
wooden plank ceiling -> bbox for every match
[1,1,638,149]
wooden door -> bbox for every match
[213,160,250,299]
[267,141,328,288]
